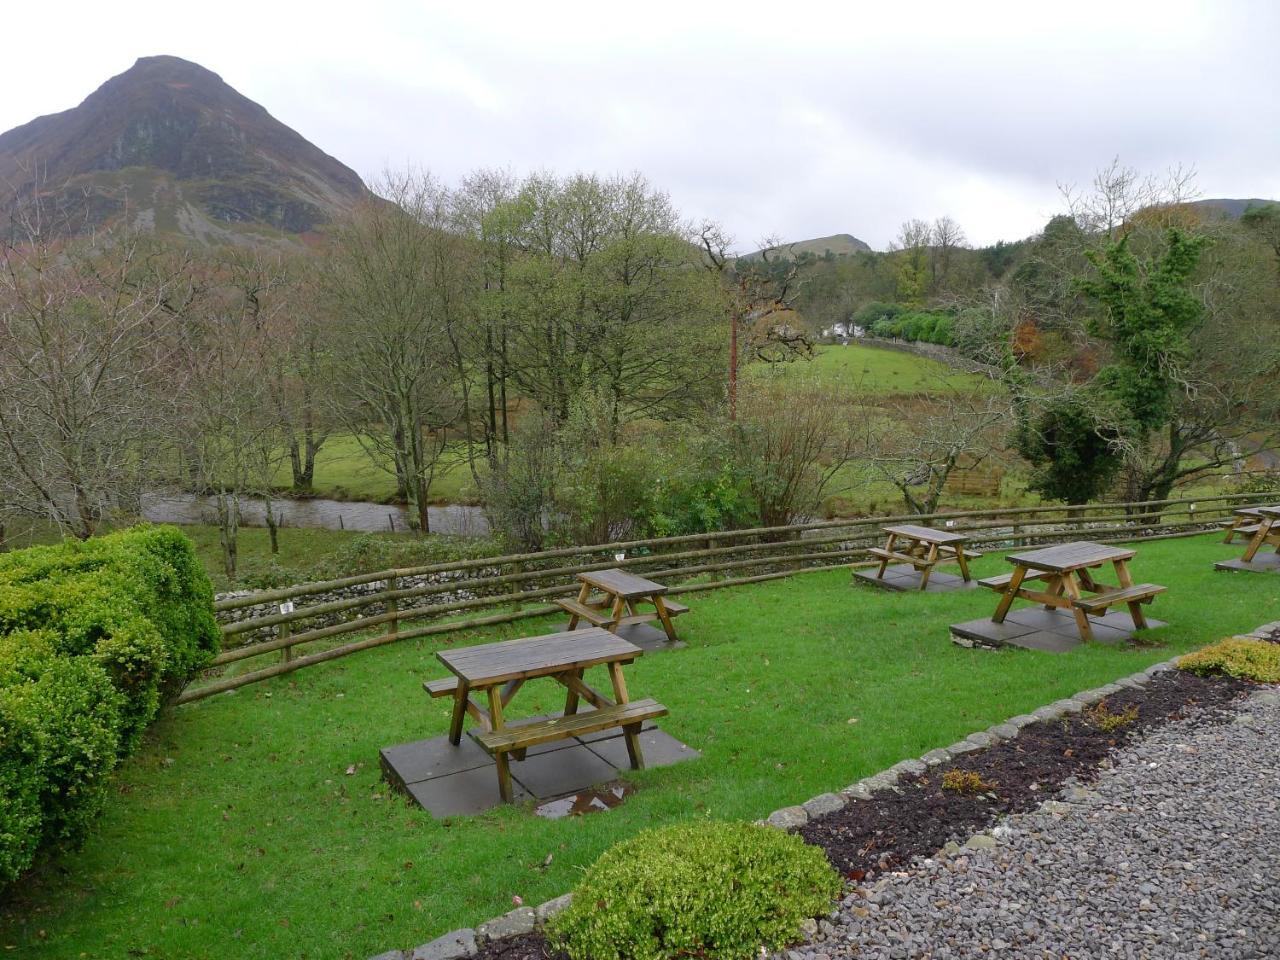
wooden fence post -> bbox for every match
[386,573,399,639]
[279,618,293,663]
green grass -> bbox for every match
[273,436,482,505]
[2,533,1277,959]
[746,342,989,395]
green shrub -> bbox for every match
[548,821,842,960]
[1179,638,1280,683]
[0,526,218,886]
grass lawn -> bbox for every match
[747,342,989,395]
[2,533,1277,959]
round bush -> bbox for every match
[1179,638,1280,683]
[548,821,842,960]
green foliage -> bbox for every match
[867,309,956,346]
[548,821,841,960]
[940,769,998,795]
[1179,638,1280,684]
[305,533,501,579]
[0,526,218,886]
[1084,700,1139,732]
[1014,392,1122,505]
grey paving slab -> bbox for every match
[853,565,978,593]
[1215,553,1280,574]
[583,727,702,769]
[950,617,1039,644]
[380,735,491,789]
[405,765,532,816]
[952,608,1166,653]
[509,742,619,799]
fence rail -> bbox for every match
[177,492,1260,704]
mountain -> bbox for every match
[0,55,369,244]
[1185,198,1277,220]
[741,233,873,260]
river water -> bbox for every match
[140,492,490,537]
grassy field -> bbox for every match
[746,342,990,395]
[270,435,482,505]
[2,533,1276,959]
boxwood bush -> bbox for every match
[0,526,218,886]
[1179,637,1280,683]
[548,820,842,960]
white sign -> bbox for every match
[279,601,295,615]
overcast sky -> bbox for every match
[4,0,1277,250]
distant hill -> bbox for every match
[741,233,873,260]
[0,55,370,244]
[1185,198,1277,220]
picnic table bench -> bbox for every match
[867,523,982,590]
[1233,506,1280,568]
[555,568,687,642]
[426,627,666,802]
[1221,505,1278,544]
[981,540,1165,643]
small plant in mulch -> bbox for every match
[547,821,841,960]
[941,769,999,795]
[1179,637,1280,683]
[1085,700,1140,732]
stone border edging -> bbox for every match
[369,620,1280,960]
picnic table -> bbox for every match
[1238,505,1280,563]
[867,523,980,590]
[1222,504,1279,544]
[555,568,688,643]
[426,627,667,802]
[979,540,1166,643]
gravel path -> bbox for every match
[797,686,1280,960]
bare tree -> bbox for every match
[930,216,968,292]
[857,378,1012,514]
[697,223,811,419]
[318,171,468,534]
[0,193,195,538]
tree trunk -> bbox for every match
[216,491,240,579]
[264,494,280,555]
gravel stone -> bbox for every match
[840,782,873,801]
[409,927,476,960]
[795,684,1280,959]
[920,748,951,766]
[476,908,534,944]
[535,893,572,925]
[767,806,809,830]
[946,739,982,756]
[804,793,847,819]
[1007,714,1038,729]
[987,723,1020,739]
[965,731,997,748]
[370,952,406,960]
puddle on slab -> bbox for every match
[534,781,635,819]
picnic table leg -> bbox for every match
[609,594,626,632]
[1059,573,1095,642]
[1223,518,1241,544]
[564,669,583,716]
[992,567,1027,623]
[876,534,896,578]
[448,681,471,746]
[1113,559,1148,629]
[917,543,940,591]
[567,582,592,630]
[1042,575,1065,611]
[607,662,644,770]
[486,687,514,802]
[652,595,679,642]
[1242,519,1272,563]
[955,547,973,583]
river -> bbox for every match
[140,492,490,537]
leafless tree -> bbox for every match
[0,192,196,538]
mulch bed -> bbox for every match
[466,670,1252,960]
[799,670,1251,878]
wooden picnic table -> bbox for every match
[1222,504,1280,544]
[556,568,687,642]
[868,523,979,589]
[433,627,666,802]
[1239,505,1280,563]
[980,540,1165,643]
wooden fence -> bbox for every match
[176,492,1260,704]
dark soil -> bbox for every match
[799,671,1250,878]
[466,670,1251,960]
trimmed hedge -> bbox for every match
[548,821,842,960]
[0,526,218,885]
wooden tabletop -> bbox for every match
[1260,505,1280,519]
[884,523,968,544]
[577,567,668,598]
[1005,541,1136,573]
[438,628,640,686]
[1234,505,1279,517]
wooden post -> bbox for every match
[386,573,399,639]
[279,619,292,663]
